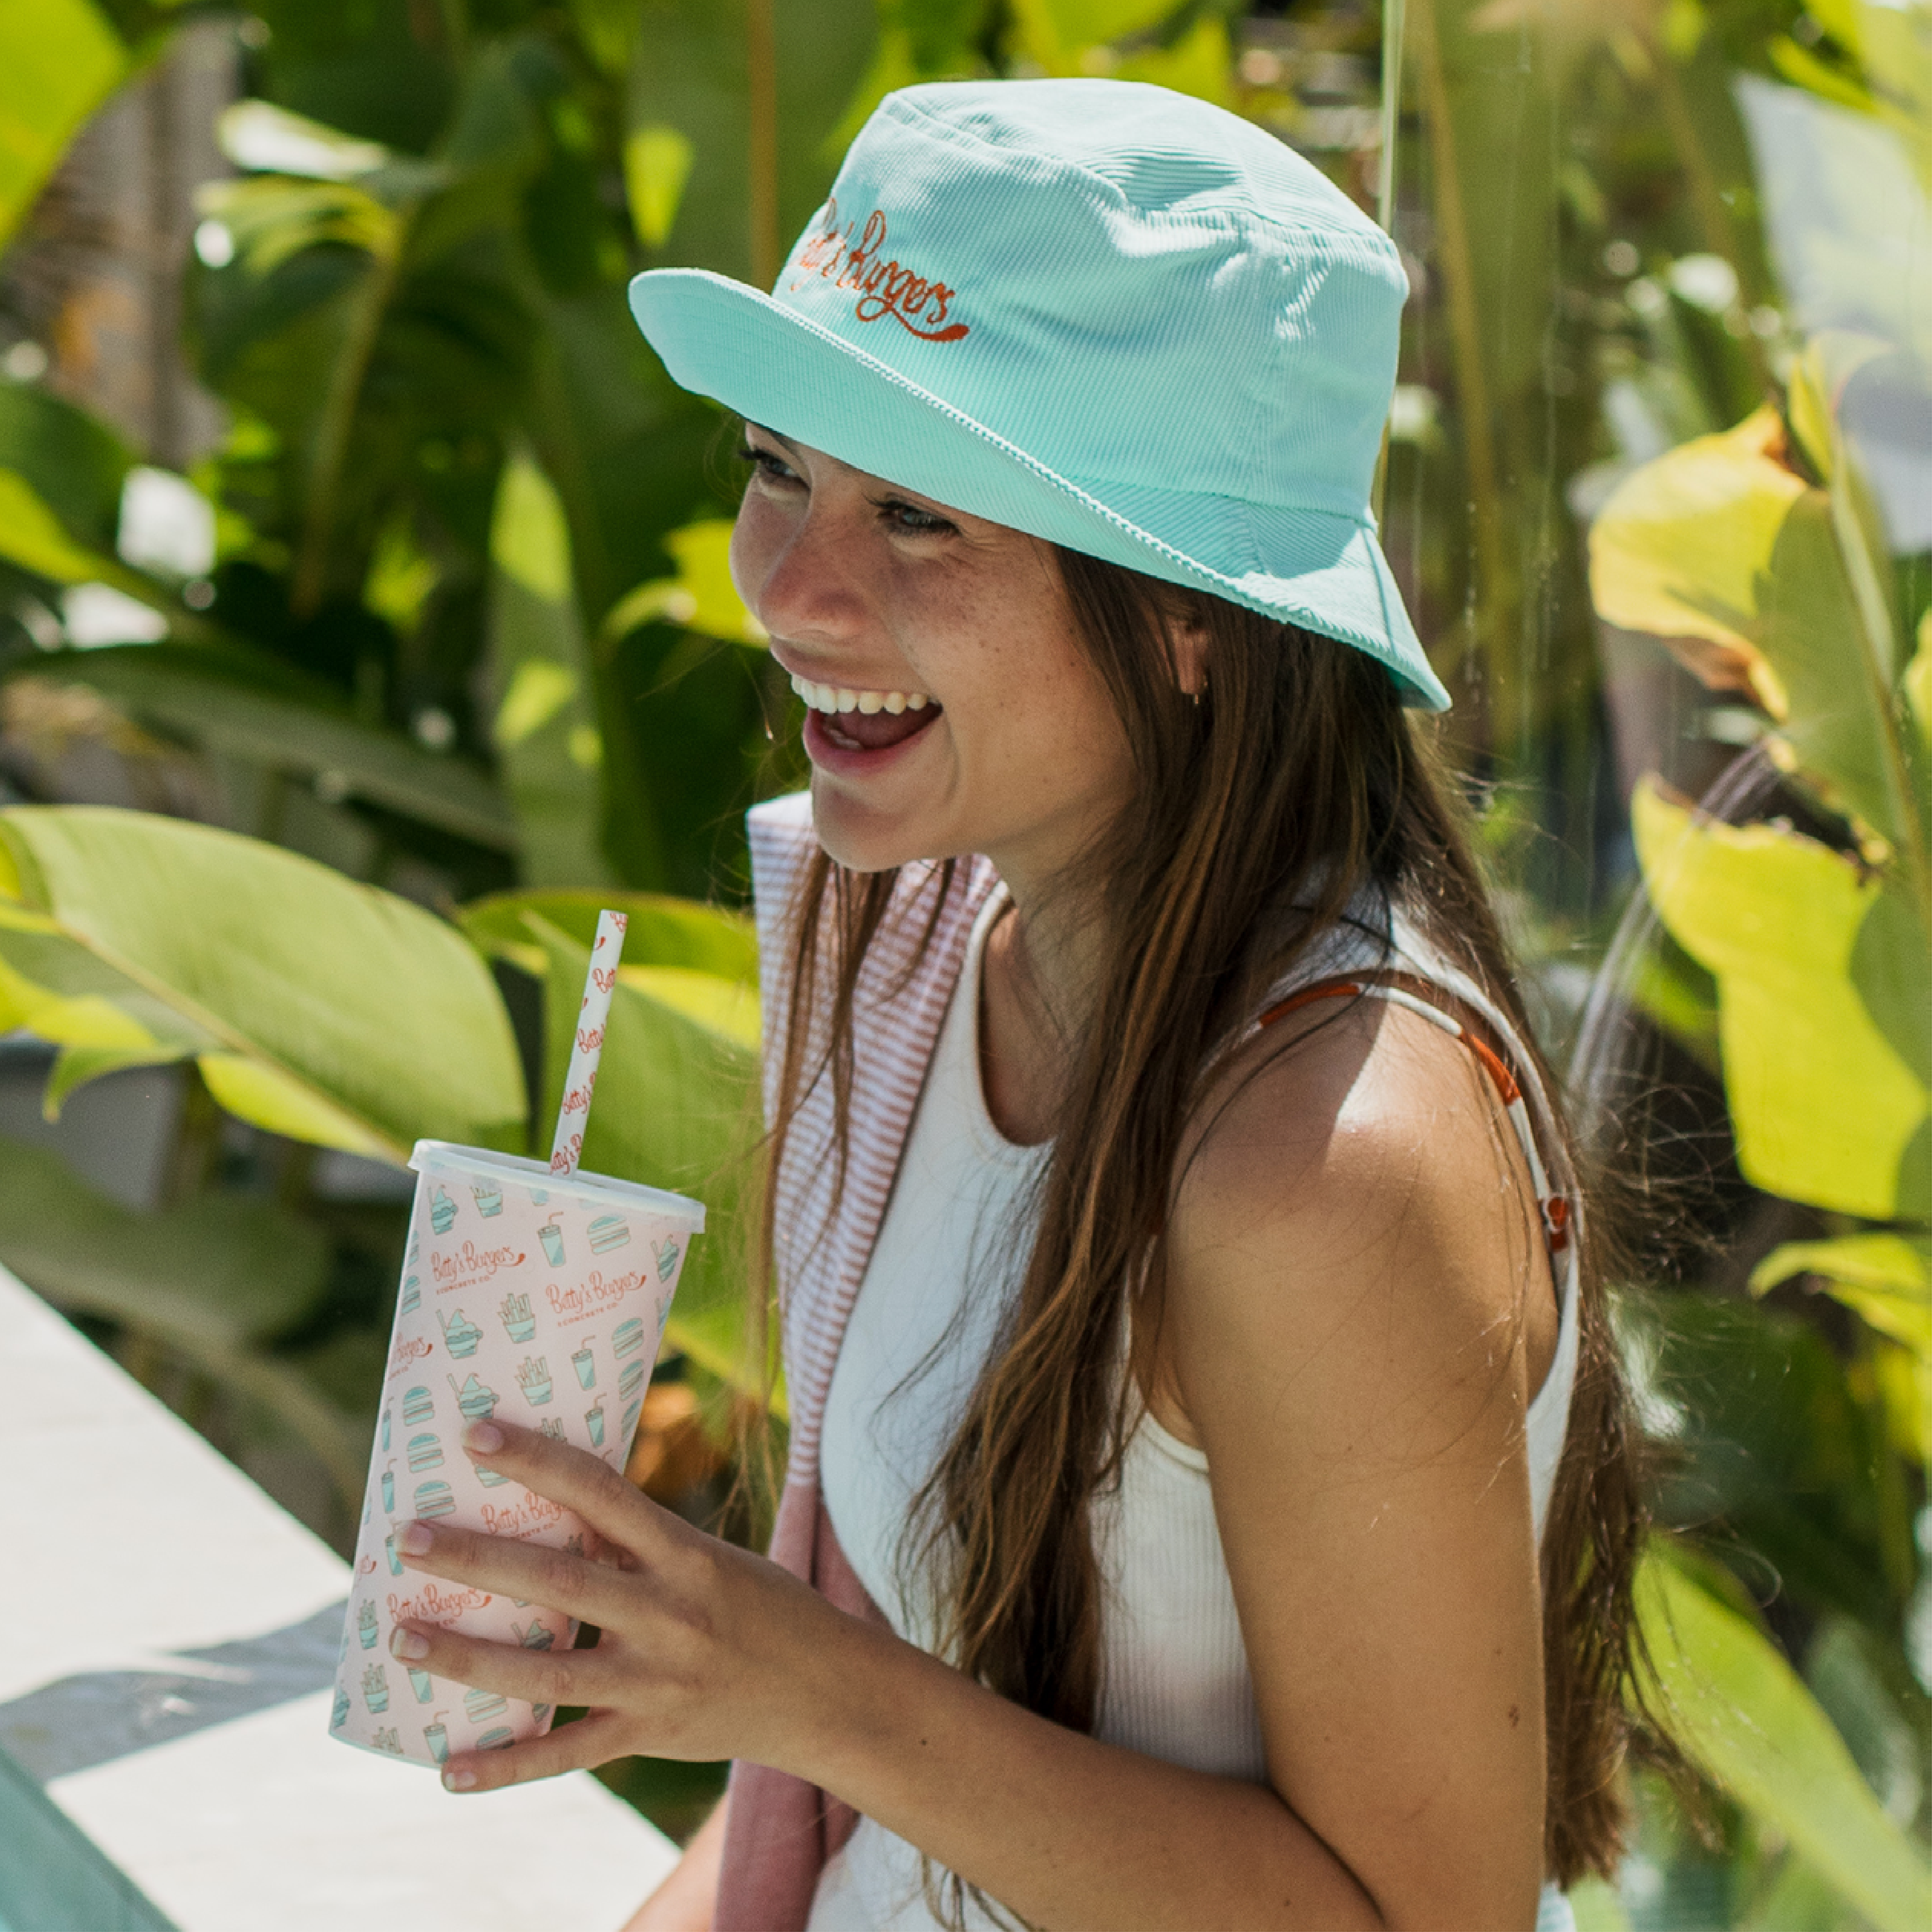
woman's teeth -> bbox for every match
[789,674,933,716]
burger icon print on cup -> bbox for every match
[331,907,706,1768]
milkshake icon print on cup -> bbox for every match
[332,908,706,1769]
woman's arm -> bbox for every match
[621,1797,724,1932]
[392,1004,1551,1931]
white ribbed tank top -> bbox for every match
[808,891,1581,1932]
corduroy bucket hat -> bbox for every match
[628,78,1449,712]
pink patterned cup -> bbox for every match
[330,1140,703,1768]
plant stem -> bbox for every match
[746,0,779,289]
[290,216,413,620]
[1645,31,1772,395]
[1412,0,1515,743]
[1371,0,1408,528]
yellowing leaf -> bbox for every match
[620,964,761,1051]
[196,1052,399,1160]
[1905,609,1932,753]
[1752,1233,1929,1298]
[1589,408,1803,712]
[0,946,156,1051]
[1634,777,1926,1217]
[1786,330,1892,481]
[623,124,695,249]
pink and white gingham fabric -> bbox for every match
[715,793,994,1932]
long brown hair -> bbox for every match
[759,545,1653,1895]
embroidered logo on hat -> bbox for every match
[791,198,969,344]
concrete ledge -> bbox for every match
[0,1266,677,1930]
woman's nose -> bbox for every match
[732,491,871,645]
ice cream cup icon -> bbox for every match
[439,1309,482,1358]
[363,1665,389,1714]
[430,1187,457,1235]
[539,1219,566,1267]
[399,1273,420,1315]
[402,1385,433,1426]
[380,1465,395,1513]
[448,1372,498,1421]
[384,1534,402,1575]
[331,1686,351,1730]
[612,1318,645,1360]
[408,1667,433,1703]
[585,1400,605,1448]
[515,1620,556,1652]
[471,1182,504,1217]
[357,1602,378,1649]
[573,1340,596,1390]
[656,1236,681,1283]
[424,1714,450,1765]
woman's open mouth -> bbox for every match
[790,673,943,755]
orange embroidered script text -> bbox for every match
[792,198,969,343]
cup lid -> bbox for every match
[408,1141,705,1231]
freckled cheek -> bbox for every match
[727,502,782,614]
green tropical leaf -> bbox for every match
[1633,778,1927,1218]
[488,448,609,887]
[7,644,518,852]
[600,520,766,648]
[527,913,766,1398]
[0,375,135,553]
[461,887,757,984]
[0,0,126,251]
[1635,1543,1932,1931]
[0,806,526,1160]
[0,1133,328,1351]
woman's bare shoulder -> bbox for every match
[1158,992,1551,1447]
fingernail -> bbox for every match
[463,1420,503,1454]
[397,1520,433,1556]
[390,1626,429,1660]
[443,1768,477,1792]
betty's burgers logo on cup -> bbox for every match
[790,196,970,343]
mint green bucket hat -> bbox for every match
[628,78,1449,712]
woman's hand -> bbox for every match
[388,1416,830,1794]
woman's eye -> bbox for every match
[737,442,800,486]
[875,496,954,536]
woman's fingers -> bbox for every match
[438,1708,636,1794]
[395,1512,630,1625]
[459,1416,662,1553]
[391,1617,620,1712]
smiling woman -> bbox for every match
[388,75,1662,1932]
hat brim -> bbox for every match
[629,269,1450,712]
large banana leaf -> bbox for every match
[9,644,518,852]
[1636,1542,1932,1931]
[0,0,126,251]
[1633,777,1929,1220]
[526,913,765,1397]
[0,807,526,1160]
[461,886,757,983]
[0,1133,328,1349]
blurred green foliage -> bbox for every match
[1,0,1931,1909]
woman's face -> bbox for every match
[729,427,1135,882]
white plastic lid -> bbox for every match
[408,1140,705,1231]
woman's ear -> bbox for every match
[1170,610,1211,702]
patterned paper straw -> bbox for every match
[549,909,629,1176]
